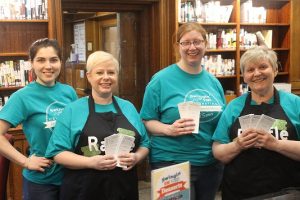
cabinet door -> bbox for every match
[6,131,29,200]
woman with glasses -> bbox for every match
[0,38,77,200]
[140,22,226,200]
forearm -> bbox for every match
[212,141,242,164]
[135,147,149,164]
[144,120,171,136]
[273,140,300,161]
[0,134,28,168]
[54,151,91,169]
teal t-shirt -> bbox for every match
[46,96,150,164]
[212,91,300,143]
[140,64,226,166]
[0,81,77,185]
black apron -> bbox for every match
[222,88,300,200]
[60,96,141,200]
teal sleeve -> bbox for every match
[140,79,161,120]
[212,96,245,143]
[136,116,150,149]
[45,106,79,158]
[280,91,300,139]
[120,99,150,149]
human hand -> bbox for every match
[254,129,279,150]
[24,154,53,172]
[235,129,258,150]
[118,152,140,171]
[166,118,195,136]
[89,155,117,171]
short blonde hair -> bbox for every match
[86,51,119,73]
[240,46,278,75]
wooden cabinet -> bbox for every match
[176,0,293,98]
[6,126,29,200]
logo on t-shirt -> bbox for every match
[184,89,223,123]
[43,101,66,131]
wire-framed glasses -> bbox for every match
[178,40,205,48]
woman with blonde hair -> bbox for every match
[46,51,150,200]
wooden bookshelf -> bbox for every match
[176,0,293,96]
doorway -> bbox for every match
[51,0,161,181]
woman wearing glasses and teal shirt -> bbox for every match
[140,22,226,200]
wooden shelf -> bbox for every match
[240,47,290,52]
[216,75,237,79]
[177,0,291,96]
[0,52,28,57]
[206,48,236,53]
[179,22,237,26]
[8,125,23,133]
[0,86,23,91]
[0,19,48,23]
[240,23,290,27]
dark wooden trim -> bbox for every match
[290,0,300,94]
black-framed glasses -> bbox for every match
[178,40,205,48]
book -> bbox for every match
[256,30,272,48]
[151,161,190,200]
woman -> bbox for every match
[46,51,150,200]
[212,46,300,199]
[0,38,77,200]
[140,22,226,200]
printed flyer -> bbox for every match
[151,161,190,200]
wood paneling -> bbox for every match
[0,22,47,54]
[290,0,300,94]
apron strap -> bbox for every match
[112,96,123,115]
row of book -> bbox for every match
[178,0,233,23]
[205,28,272,50]
[0,0,48,20]
[178,0,268,24]
[202,55,235,76]
[0,60,34,87]
[241,0,266,23]
[0,95,9,110]
[240,29,272,49]
[207,29,236,49]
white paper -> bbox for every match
[178,102,201,134]
[104,134,135,168]
[238,114,254,131]
[250,115,261,128]
[255,114,276,132]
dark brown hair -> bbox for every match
[29,38,62,61]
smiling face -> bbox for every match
[86,60,118,99]
[32,47,61,86]
[243,58,277,96]
[178,30,206,67]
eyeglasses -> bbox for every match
[178,40,205,48]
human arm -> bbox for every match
[255,129,300,161]
[143,119,195,136]
[0,120,51,171]
[118,147,149,171]
[54,151,117,170]
[213,129,258,163]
